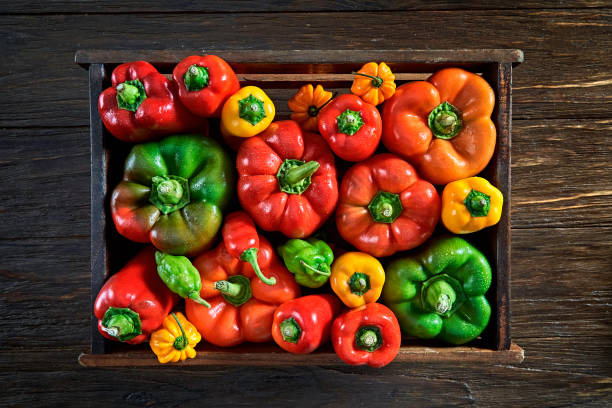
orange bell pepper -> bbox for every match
[185,235,300,347]
[351,62,396,106]
[382,68,496,185]
[288,84,334,132]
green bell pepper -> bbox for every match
[382,236,492,345]
[278,238,334,288]
[111,134,234,256]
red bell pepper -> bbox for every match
[271,294,341,354]
[317,93,382,162]
[222,211,276,285]
[331,302,401,367]
[172,55,240,117]
[93,246,180,344]
[185,236,301,347]
[237,120,338,238]
[336,153,440,257]
[98,61,206,142]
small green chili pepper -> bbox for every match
[155,251,210,308]
[278,238,334,288]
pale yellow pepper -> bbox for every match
[149,312,201,364]
[330,252,385,308]
[221,86,275,138]
[441,177,503,234]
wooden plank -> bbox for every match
[88,63,108,354]
[2,0,609,14]
[490,63,512,350]
[74,49,525,66]
[77,343,524,367]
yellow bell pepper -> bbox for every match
[221,86,275,138]
[330,252,385,308]
[441,177,503,234]
[350,62,396,106]
[149,312,201,364]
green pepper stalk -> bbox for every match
[155,252,211,308]
[278,238,334,288]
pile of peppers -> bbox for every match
[94,56,505,367]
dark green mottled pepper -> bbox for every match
[111,134,235,256]
[278,238,334,288]
[382,237,492,345]
[155,251,210,308]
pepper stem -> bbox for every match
[307,91,338,117]
[352,71,383,87]
[336,109,365,136]
[348,272,371,296]
[188,292,211,308]
[277,159,319,195]
[299,260,331,276]
[423,278,457,315]
[240,248,276,285]
[285,161,320,185]
[100,307,142,342]
[428,101,462,139]
[368,191,403,224]
[183,64,209,91]
[171,313,189,351]
[464,189,491,217]
[279,317,302,344]
[115,79,147,112]
[238,94,267,125]
[355,326,383,352]
[214,275,253,307]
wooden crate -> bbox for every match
[76,49,524,367]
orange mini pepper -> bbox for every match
[351,62,396,106]
[288,84,334,132]
[330,252,385,308]
[441,176,503,234]
[382,68,496,185]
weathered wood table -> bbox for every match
[1,2,610,406]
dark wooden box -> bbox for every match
[76,49,524,367]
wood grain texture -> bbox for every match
[1,3,611,407]
[2,0,610,14]
[1,10,611,128]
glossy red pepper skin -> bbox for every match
[237,120,338,238]
[336,153,440,257]
[222,211,259,260]
[185,237,301,347]
[173,55,240,117]
[318,94,382,162]
[331,303,402,368]
[272,294,341,354]
[93,246,180,344]
[98,61,206,142]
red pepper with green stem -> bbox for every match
[98,61,206,142]
[237,120,338,238]
[331,302,401,367]
[93,246,180,344]
[317,93,382,162]
[173,55,240,117]
[272,294,341,354]
[222,211,276,285]
[185,236,301,347]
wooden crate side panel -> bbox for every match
[89,63,109,355]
